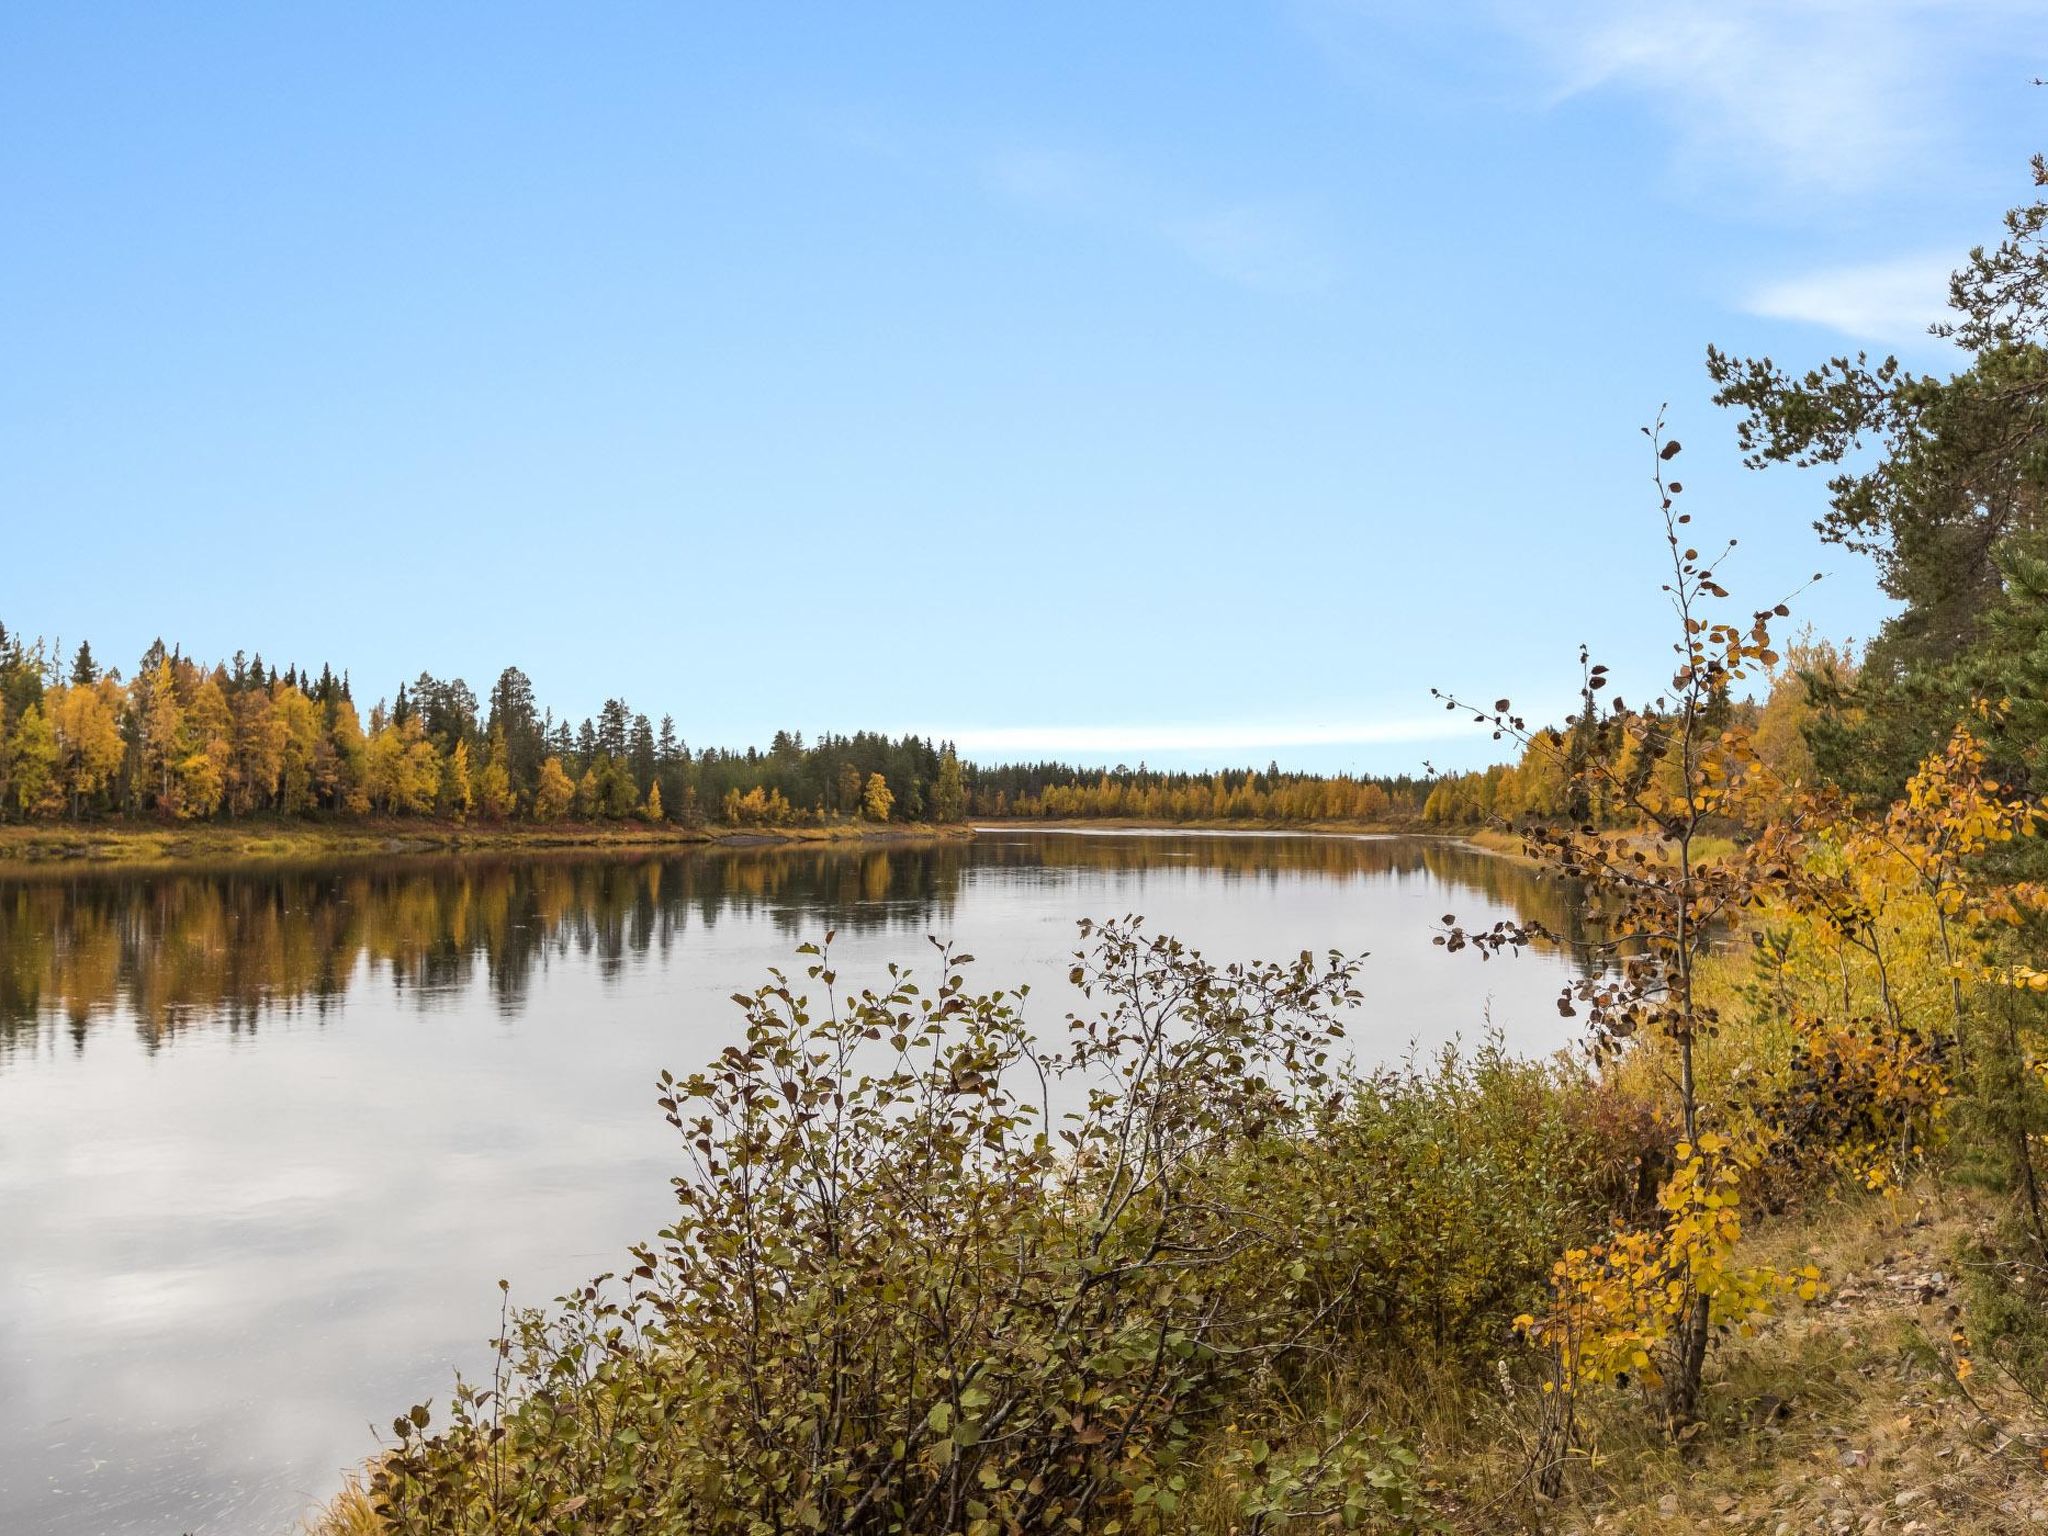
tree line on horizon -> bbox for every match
[963,759,1433,822]
[0,630,1441,831]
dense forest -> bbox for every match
[0,632,1436,831]
[966,760,1431,822]
[0,636,957,828]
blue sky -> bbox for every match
[1,2,2040,772]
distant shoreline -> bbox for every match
[975,819,1540,867]
[970,815,1435,836]
[0,817,976,874]
[0,815,1509,876]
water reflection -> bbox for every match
[0,831,1590,1536]
[0,833,1591,1058]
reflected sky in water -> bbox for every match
[0,830,1592,1534]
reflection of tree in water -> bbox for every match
[0,847,971,1055]
[0,835,1590,1056]
[973,833,1602,966]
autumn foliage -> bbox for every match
[0,639,966,831]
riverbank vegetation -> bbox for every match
[0,624,1444,840]
[0,633,1441,842]
[305,164,2048,1533]
[0,638,973,832]
[965,766,1431,825]
[0,809,969,871]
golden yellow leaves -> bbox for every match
[1950,1327,1975,1384]
[1892,720,2040,872]
[1520,1137,1811,1399]
[1999,965,2048,994]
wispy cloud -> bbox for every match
[1516,0,2026,198]
[1297,0,2029,201]
[982,147,1335,294]
[1537,2,1917,195]
[1742,252,1956,344]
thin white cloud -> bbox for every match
[942,719,1463,755]
[1743,252,1957,344]
[1300,0,2031,201]
[1540,2,1909,194]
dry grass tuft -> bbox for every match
[306,1470,383,1536]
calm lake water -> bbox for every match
[0,829,1592,1535]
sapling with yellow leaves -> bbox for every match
[1436,416,2048,1491]
[1434,416,1815,1439]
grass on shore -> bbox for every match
[1202,1180,2045,1535]
[0,812,1480,873]
[0,816,973,871]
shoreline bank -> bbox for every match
[0,817,977,873]
[0,815,1517,876]
[970,815,1438,837]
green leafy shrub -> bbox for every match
[365,920,1453,1535]
[1263,1044,1644,1362]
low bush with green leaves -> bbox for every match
[372,921,1348,1531]
[1281,1046,1655,1361]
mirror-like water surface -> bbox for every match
[0,830,1591,1535]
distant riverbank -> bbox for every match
[0,813,1517,876]
[984,819,1725,872]
[972,815,1434,836]
[0,817,976,872]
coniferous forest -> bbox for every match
[0,633,1436,832]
